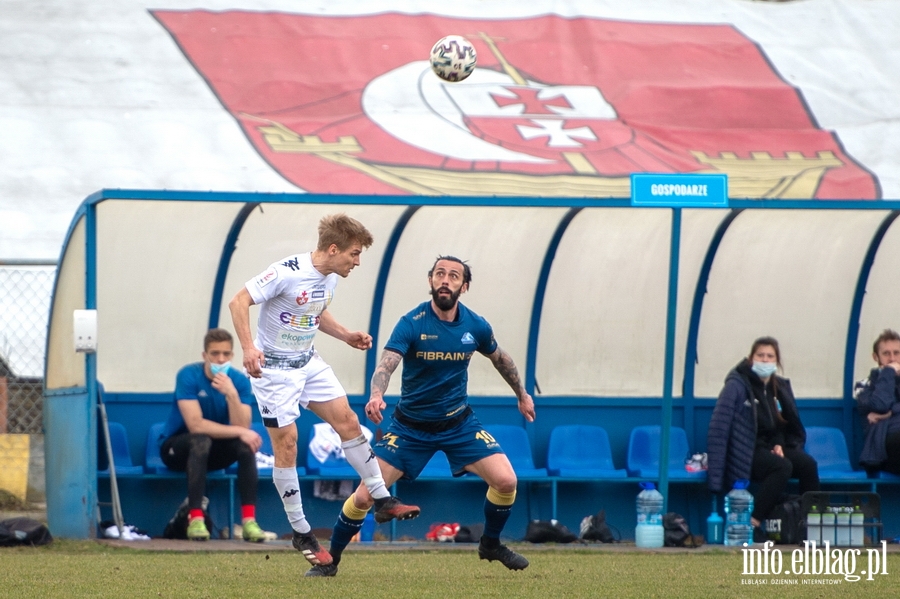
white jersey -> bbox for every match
[245,252,336,359]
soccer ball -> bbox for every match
[429,35,477,82]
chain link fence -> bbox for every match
[0,262,54,512]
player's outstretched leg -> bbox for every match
[305,495,369,577]
[340,434,420,523]
[273,466,333,566]
[477,487,529,570]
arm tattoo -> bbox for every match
[489,347,524,396]
[371,350,402,395]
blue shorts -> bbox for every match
[374,412,504,480]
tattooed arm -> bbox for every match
[487,345,535,422]
[365,349,402,425]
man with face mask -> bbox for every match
[305,256,536,577]
[159,328,265,541]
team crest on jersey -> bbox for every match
[461,332,476,345]
[296,291,309,306]
[256,267,277,288]
[153,11,878,199]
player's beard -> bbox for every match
[431,285,460,311]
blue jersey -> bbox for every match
[384,301,497,422]
[161,362,255,442]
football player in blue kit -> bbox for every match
[306,255,536,577]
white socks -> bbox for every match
[273,467,310,534]
[341,434,390,499]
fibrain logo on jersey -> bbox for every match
[153,11,878,200]
[739,541,890,585]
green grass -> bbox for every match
[0,541,898,598]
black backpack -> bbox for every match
[663,512,701,547]
[524,519,578,543]
[763,495,803,545]
[579,509,618,543]
[0,517,53,547]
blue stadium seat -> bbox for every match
[305,426,359,478]
[804,426,868,480]
[487,424,547,479]
[626,425,705,481]
[547,425,627,478]
[98,421,144,477]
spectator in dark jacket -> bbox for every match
[854,329,900,474]
[707,336,819,530]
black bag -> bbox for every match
[162,497,215,540]
[454,523,484,543]
[0,517,53,547]
[763,495,803,545]
[579,509,618,543]
[524,519,578,543]
[663,512,700,547]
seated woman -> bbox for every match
[707,336,820,536]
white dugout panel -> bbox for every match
[694,210,885,399]
[856,215,900,381]
[46,218,87,391]
[95,200,242,392]
[379,206,566,397]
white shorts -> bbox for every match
[250,353,346,428]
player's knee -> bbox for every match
[492,475,518,495]
[331,409,361,439]
[188,433,212,456]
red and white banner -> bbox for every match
[154,11,878,199]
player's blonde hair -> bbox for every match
[317,213,374,251]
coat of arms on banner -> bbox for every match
[154,11,878,199]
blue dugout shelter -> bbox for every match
[43,190,900,539]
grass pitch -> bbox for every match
[1,540,898,599]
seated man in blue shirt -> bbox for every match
[307,256,536,576]
[159,328,265,541]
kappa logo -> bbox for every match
[282,257,300,271]
[198,391,207,398]
[461,332,476,344]
[153,11,879,200]
[261,406,271,415]
[282,488,299,499]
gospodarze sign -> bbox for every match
[631,173,729,207]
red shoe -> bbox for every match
[291,531,333,566]
[373,496,421,523]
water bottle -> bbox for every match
[821,507,836,545]
[806,504,822,544]
[836,507,850,546]
[850,505,865,547]
[706,496,724,544]
[360,512,375,543]
[634,482,664,548]
[724,479,754,547]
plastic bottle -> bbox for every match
[850,504,865,547]
[836,507,851,546]
[806,504,822,544]
[706,496,724,544]
[634,482,664,548]
[360,512,375,543]
[724,479,754,547]
[821,507,836,545]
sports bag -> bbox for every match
[0,517,53,547]
[763,495,803,545]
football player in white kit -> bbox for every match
[229,213,419,567]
